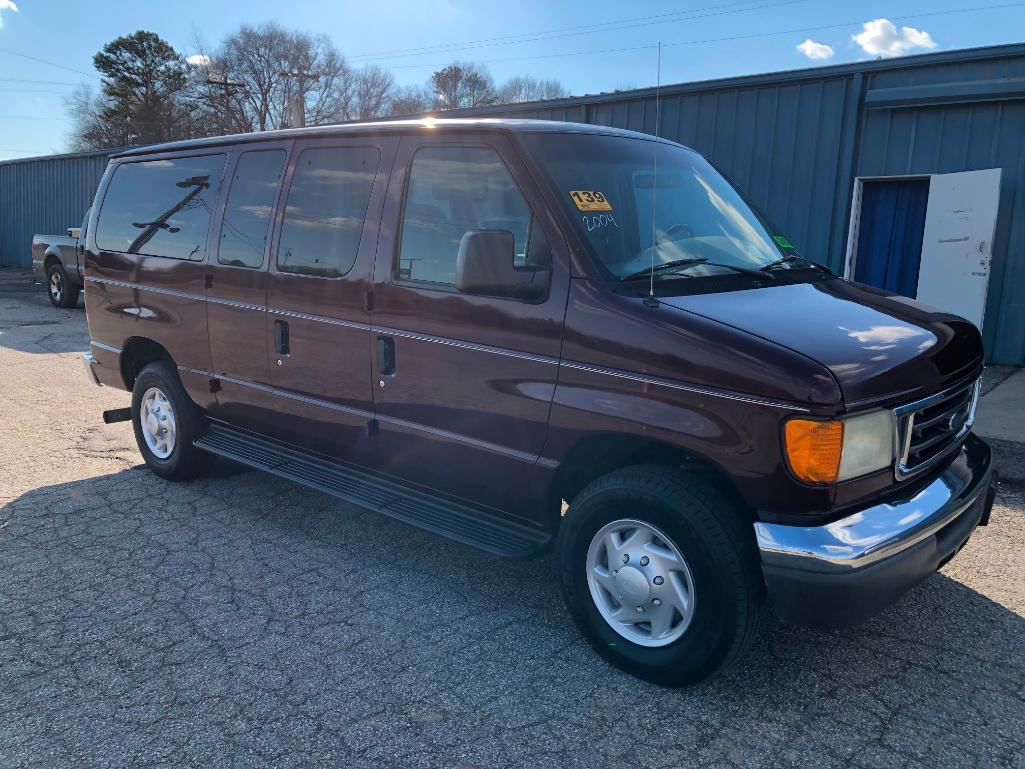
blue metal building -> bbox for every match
[2,43,1024,363]
[0,148,114,268]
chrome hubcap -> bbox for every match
[586,519,696,648]
[140,387,176,459]
[49,272,62,301]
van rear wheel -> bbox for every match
[557,465,764,687]
[131,361,207,481]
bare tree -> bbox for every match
[217,22,292,131]
[388,84,435,116]
[352,65,395,120]
[496,75,568,104]
[281,31,355,126]
[183,52,244,136]
[431,63,497,109]
[207,23,399,129]
[66,85,114,151]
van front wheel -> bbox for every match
[557,465,764,687]
[131,361,207,481]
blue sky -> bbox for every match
[1,0,1024,161]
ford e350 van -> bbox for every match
[80,119,995,686]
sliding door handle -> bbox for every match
[274,319,290,355]
[377,336,395,376]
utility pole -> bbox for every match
[279,67,322,127]
[204,75,245,134]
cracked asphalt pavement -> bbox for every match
[1,267,1024,769]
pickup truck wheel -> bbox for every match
[46,262,79,308]
[558,465,764,687]
[131,361,207,481]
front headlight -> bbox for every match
[837,410,895,480]
[784,410,895,484]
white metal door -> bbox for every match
[916,168,1001,329]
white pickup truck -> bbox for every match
[31,209,89,308]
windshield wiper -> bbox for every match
[761,254,831,274]
[620,257,775,282]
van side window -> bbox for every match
[218,150,286,268]
[276,146,380,278]
[95,154,226,261]
[398,146,532,286]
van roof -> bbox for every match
[111,118,681,158]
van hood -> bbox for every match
[657,278,983,407]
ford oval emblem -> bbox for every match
[948,408,967,432]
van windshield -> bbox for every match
[520,132,812,283]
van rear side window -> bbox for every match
[276,146,380,278]
[96,154,226,261]
[218,150,287,269]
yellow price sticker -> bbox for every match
[570,190,612,212]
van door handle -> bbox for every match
[378,336,395,376]
[274,319,290,355]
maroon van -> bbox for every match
[80,119,995,686]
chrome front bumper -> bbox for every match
[755,433,995,628]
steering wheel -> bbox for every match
[658,223,695,243]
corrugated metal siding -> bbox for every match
[0,150,112,268]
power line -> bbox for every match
[0,77,83,87]
[0,47,100,79]
[0,115,70,121]
[0,88,78,95]
[378,2,1025,71]
[345,0,800,61]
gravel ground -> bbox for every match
[1,267,1024,769]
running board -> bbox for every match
[193,424,551,558]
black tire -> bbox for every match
[558,465,764,687]
[45,262,80,308]
[131,360,207,481]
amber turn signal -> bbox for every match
[784,418,844,484]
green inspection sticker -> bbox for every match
[773,235,794,249]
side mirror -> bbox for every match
[67,227,81,239]
[455,229,546,300]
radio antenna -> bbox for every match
[643,41,663,309]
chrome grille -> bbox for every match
[894,377,980,480]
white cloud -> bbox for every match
[186,54,212,67]
[0,0,18,27]
[852,19,937,58]
[796,39,834,60]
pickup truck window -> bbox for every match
[218,150,286,269]
[276,146,380,279]
[95,154,226,261]
[398,146,532,286]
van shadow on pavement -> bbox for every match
[1,464,1023,768]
